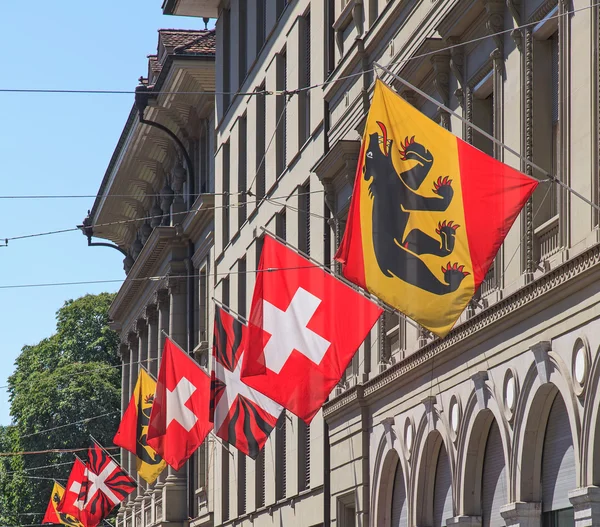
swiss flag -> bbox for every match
[56,458,88,525]
[147,337,212,470]
[242,236,382,423]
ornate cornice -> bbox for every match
[324,241,600,419]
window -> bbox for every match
[542,509,574,527]
[326,0,336,76]
[197,265,208,365]
[298,420,310,491]
[238,115,247,228]
[255,84,267,200]
[238,0,247,85]
[276,49,287,177]
[222,142,230,248]
[276,209,287,241]
[300,12,311,145]
[256,0,266,52]
[222,8,231,109]
[237,454,246,515]
[222,276,230,307]
[198,123,209,194]
[299,182,310,256]
[324,202,332,267]
[338,493,356,527]
[222,444,230,521]
[256,235,264,269]
[275,412,287,501]
[471,71,494,157]
[255,448,266,509]
[238,258,246,319]
[276,0,286,19]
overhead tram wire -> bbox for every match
[0,3,596,102]
[0,190,324,246]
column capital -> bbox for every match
[133,317,147,337]
[144,303,158,325]
[167,274,186,295]
[447,516,482,527]
[119,342,130,361]
[153,288,169,309]
[127,331,139,352]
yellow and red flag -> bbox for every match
[42,481,84,527]
[336,80,538,337]
[113,368,166,483]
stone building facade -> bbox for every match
[88,0,600,526]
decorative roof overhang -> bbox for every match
[90,53,215,251]
[162,0,218,18]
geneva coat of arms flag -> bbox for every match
[56,458,88,525]
[211,306,283,458]
[242,235,382,423]
[147,337,212,471]
[113,368,167,483]
[81,443,136,527]
[335,79,538,337]
[42,481,84,527]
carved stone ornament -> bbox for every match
[144,303,158,325]
[422,395,437,430]
[524,28,534,277]
[153,288,169,308]
[166,274,186,295]
[471,370,489,410]
[532,341,552,385]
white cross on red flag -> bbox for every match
[241,235,383,423]
[56,458,88,524]
[147,337,212,470]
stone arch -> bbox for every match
[371,425,409,527]
[581,342,600,486]
[412,427,454,526]
[456,390,511,516]
[512,359,581,502]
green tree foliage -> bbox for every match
[0,293,121,525]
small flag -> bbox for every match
[147,338,213,471]
[82,442,136,527]
[336,80,538,337]
[56,459,88,526]
[113,368,167,483]
[42,481,84,527]
[211,306,283,458]
[242,235,382,423]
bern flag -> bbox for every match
[336,80,538,337]
[211,306,283,458]
[147,338,212,470]
[242,235,382,423]
[113,368,167,483]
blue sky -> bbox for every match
[0,2,208,425]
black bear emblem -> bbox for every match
[364,121,469,295]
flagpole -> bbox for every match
[259,227,422,331]
[211,297,248,325]
[372,62,600,214]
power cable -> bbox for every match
[0,446,118,457]
[0,3,594,101]
[0,190,324,245]
[20,412,120,439]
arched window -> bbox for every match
[541,394,575,526]
[433,444,453,527]
[391,460,407,527]
[481,420,507,527]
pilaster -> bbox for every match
[500,501,542,527]
[570,486,600,527]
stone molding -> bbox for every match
[324,242,600,418]
[500,501,541,527]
